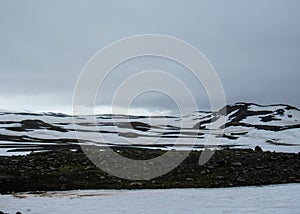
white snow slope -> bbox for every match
[1,184,299,214]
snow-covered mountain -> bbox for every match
[0,103,299,155]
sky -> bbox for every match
[0,0,299,114]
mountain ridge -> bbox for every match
[0,102,299,155]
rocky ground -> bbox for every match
[0,147,300,194]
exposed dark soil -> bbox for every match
[0,147,300,194]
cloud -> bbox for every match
[0,0,299,113]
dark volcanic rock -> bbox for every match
[6,119,68,132]
[0,148,300,193]
[58,175,68,184]
[116,121,151,132]
[254,146,263,152]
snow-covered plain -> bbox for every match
[1,184,300,214]
[1,103,300,155]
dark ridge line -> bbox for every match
[234,102,300,111]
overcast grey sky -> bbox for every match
[0,0,299,113]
